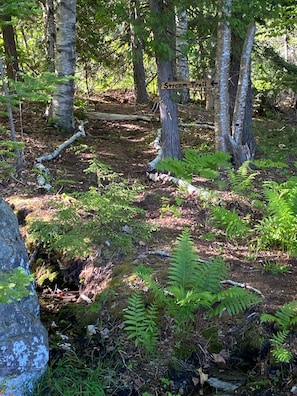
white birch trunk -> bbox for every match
[51,0,76,132]
[214,0,231,153]
[176,7,190,103]
[231,23,256,143]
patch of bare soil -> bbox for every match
[2,90,297,395]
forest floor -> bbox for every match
[2,89,297,395]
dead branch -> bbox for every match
[36,121,86,163]
[34,121,86,190]
[86,112,151,122]
[147,171,213,199]
[221,279,264,297]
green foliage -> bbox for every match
[33,352,108,396]
[124,229,261,352]
[123,291,158,353]
[228,161,257,194]
[261,300,297,363]
[261,261,289,274]
[29,161,152,259]
[255,177,297,255]
[0,267,34,304]
[210,206,250,240]
[0,139,25,176]
[156,150,231,181]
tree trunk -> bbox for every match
[229,23,256,165]
[176,7,190,103]
[41,0,56,72]
[150,0,182,160]
[0,14,19,80]
[214,0,231,153]
[130,0,149,104]
[51,0,76,132]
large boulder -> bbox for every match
[0,199,49,395]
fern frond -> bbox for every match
[195,257,228,293]
[270,330,292,363]
[167,229,199,291]
[136,264,166,303]
[207,286,262,317]
[211,206,249,240]
[155,157,191,180]
[123,291,158,352]
[229,162,257,193]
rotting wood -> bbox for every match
[86,111,151,122]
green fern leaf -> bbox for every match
[167,229,199,291]
[195,257,228,293]
[207,286,262,317]
[123,291,158,352]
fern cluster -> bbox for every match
[261,300,297,363]
[255,177,297,255]
[29,161,152,259]
[228,161,258,194]
[124,229,261,353]
[210,206,250,240]
[155,150,231,181]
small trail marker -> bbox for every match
[161,80,218,90]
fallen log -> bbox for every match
[86,111,151,122]
[180,122,215,130]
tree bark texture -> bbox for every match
[214,0,231,153]
[228,23,256,165]
[130,0,149,104]
[0,15,19,80]
[51,0,76,132]
[150,0,182,160]
[42,0,56,72]
[175,7,190,103]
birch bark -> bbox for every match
[214,0,231,153]
[51,0,76,132]
[176,7,190,103]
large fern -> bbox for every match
[155,150,231,181]
[127,229,261,339]
[256,177,297,254]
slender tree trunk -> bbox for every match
[176,7,190,103]
[41,0,56,72]
[51,0,76,132]
[0,57,22,172]
[150,0,182,160]
[0,15,19,80]
[130,0,149,104]
[214,0,231,153]
[228,23,256,165]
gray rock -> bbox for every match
[0,199,49,395]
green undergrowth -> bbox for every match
[28,159,153,259]
[124,229,262,354]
